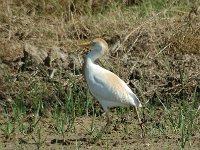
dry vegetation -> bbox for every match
[0,0,200,149]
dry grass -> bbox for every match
[0,0,200,149]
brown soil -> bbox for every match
[0,1,200,149]
[1,115,200,150]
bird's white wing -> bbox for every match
[88,66,141,108]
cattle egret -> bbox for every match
[80,38,143,140]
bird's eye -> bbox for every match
[91,42,96,46]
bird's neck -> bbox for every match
[85,48,103,63]
[83,51,100,81]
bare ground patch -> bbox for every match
[0,1,200,149]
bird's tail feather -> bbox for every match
[129,92,142,107]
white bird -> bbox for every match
[80,38,143,139]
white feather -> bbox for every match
[85,59,142,111]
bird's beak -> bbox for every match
[78,41,92,56]
[78,41,92,47]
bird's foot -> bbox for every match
[138,121,146,137]
[88,133,102,144]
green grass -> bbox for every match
[1,68,199,149]
[0,0,200,149]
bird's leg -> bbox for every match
[91,112,110,143]
[98,112,110,134]
[104,112,111,130]
[133,106,144,136]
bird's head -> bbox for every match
[79,38,108,57]
[92,38,108,53]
